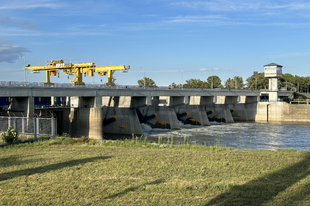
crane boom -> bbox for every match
[25,60,129,86]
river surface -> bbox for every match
[141,122,310,151]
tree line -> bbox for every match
[137,72,310,92]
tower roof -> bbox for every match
[264,62,283,67]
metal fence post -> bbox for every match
[34,117,37,140]
[14,118,17,130]
[22,118,25,134]
[51,117,57,137]
[36,118,40,135]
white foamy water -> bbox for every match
[141,122,310,151]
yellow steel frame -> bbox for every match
[25,60,129,86]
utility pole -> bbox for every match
[297,82,299,92]
[255,78,257,90]
[21,56,26,84]
[179,70,183,89]
[141,67,145,89]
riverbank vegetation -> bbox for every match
[1,137,310,205]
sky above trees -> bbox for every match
[1,0,310,86]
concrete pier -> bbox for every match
[206,96,238,123]
[102,96,144,136]
[176,96,213,126]
[230,96,258,122]
[138,96,185,129]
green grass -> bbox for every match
[1,138,310,205]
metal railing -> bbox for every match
[0,117,57,139]
[0,81,261,92]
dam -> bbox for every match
[0,81,297,139]
[2,62,310,139]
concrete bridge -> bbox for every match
[0,83,294,139]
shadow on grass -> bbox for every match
[205,153,310,206]
[0,155,43,168]
[104,178,165,199]
[0,156,112,182]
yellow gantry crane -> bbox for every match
[25,60,130,86]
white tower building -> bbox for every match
[264,63,283,101]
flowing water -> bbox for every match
[141,122,310,151]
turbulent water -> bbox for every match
[141,122,310,151]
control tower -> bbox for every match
[264,62,283,101]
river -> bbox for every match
[141,122,310,151]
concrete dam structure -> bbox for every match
[0,84,296,139]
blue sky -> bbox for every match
[1,0,310,86]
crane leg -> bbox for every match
[105,70,115,86]
[43,71,55,86]
[72,68,85,85]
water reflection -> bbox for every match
[141,122,310,151]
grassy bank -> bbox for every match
[1,138,310,205]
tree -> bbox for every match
[226,76,244,89]
[246,71,268,89]
[279,73,297,91]
[169,82,183,88]
[137,77,157,87]
[225,78,235,89]
[184,78,209,88]
[207,75,222,88]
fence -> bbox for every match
[0,117,57,139]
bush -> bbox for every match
[1,127,19,144]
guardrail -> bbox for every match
[0,81,262,92]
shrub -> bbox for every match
[1,127,19,144]
[81,136,90,143]
[61,133,71,138]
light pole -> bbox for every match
[179,70,183,89]
[21,56,26,84]
[141,67,145,89]
[297,82,299,92]
[255,78,257,90]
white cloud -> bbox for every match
[0,16,37,29]
[170,0,310,12]
[167,15,226,23]
[199,68,220,71]
[0,40,30,63]
[0,0,62,10]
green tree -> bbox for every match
[169,82,183,88]
[246,71,268,89]
[225,76,244,89]
[207,75,222,88]
[279,73,297,91]
[137,77,157,87]
[225,78,234,89]
[184,78,209,88]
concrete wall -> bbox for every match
[140,97,181,129]
[229,103,257,122]
[67,107,104,139]
[175,105,210,126]
[256,102,310,122]
[102,106,142,135]
[8,97,34,117]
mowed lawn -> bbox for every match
[1,139,310,205]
